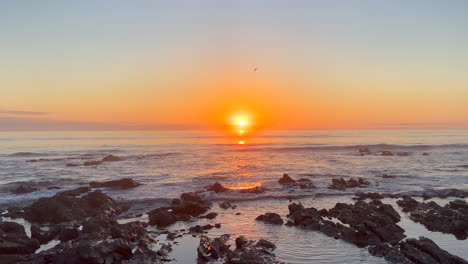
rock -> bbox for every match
[207,182,228,193]
[10,185,38,194]
[189,225,204,233]
[197,234,231,262]
[173,192,212,216]
[397,198,468,240]
[382,174,396,179]
[287,203,304,215]
[90,178,140,189]
[369,237,468,264]
[22,190,120,223]
[422,152,430,156]
[354,192,385,200]
[239,186,266,194]
[102,155,123,162]
[256,239,276,250]
[288,200,405,248]
[278,173,296,184]
[0,222,40,254]
[256,213,284,225]
[328,177,370,190]
[57,186,90,197]
[58,228,80,242]
[47,186,61,190]
[359,147,371,154]
[200,212,218,219]
[66,163,80,167]
[31,225,61,244]
[381,151,394,156]
[219,201,235,209]
[83,160,102,166]
[148,208,178,227]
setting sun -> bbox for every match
[238,120,246,126]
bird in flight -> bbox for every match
[253,68,258,72]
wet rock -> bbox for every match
[359,147,371,154]
[90,178,140,189]
[256,212,284,225]
[328,177,370,190]
[190,225,205,233]
[197,234,231,262]
[382,174,397,179]
[22,190,120,223]
[226,236,282,264]
[10,185,39,194]
[83,160,102,166]
[207,182,228,193]
[57,186,90,197]
[58,227,80,242]
[102,155,123,162]
[382,151,394,156]
[66,163,80,167]
[422,152,430,156]
[47,186,61,190]
[353,191,385,200]
[420,188,468,199]
[287,203,304,215]
[288,200,405,248]
[278,173,296,184]
[397,198,468,240]
[148,208,178,227]
[239,186,266,194]
[0,222,40,254]
[200,212,218,219]
[31,225,61,244]
[369,237,468,264]
[219,201,236,209]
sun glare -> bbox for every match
[238,119,246,126]
[238,140,245,144]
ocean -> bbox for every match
[1,129,468,263]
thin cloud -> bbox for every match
[0,109,51,116]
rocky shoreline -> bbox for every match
[1,175,468,264]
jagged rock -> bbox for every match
[11,185,38,194]
[197,234,231,262]
[22,190,120,223]
[207,182,228,193]
[353,191,384,200]
[219,201,236,209]
[256,213,284,225]
[148,208,178,227]
[101,155,123,162]
[58,228,80,242]
[239,186,266,194]
[90,178,140,189]
[200,212,218,219]
[278,173,296,184]
[397,198,468,240]
[0,222,40,254]
[57,187,90,197]
[31,225,61,244]
[328,177,370,190]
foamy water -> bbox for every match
[1,129,468,263]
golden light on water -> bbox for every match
[238,140,245,145]
[225,182,262,190]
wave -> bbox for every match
[233,143,468,152]
[7,152,48,157]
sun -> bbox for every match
[237,119,246,126]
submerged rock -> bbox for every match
[101,155,123,162]
[278,173,296,184]
[10,185,38,194]
[278,173,316,189]
[197,234,231,262]
[207,182,228,193]
[219,201,236,209]
[353,191,385,200]
[328,177,370,190]
[256,213,284,225]
[83,160,102,166]
[90,178,140,189]
[0,222,40,254]
[239,186,266,194]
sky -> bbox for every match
[1,0,468,131]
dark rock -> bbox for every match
[66,163,80,167]
[239,186,266,194]
[148,208,178,227]
[328,177,370,190]
[422,152,430,156]
[59,228,80,242]
[102,155,123,162]
[31,225,61,244]
[197,234,231,262]
[47,186,61,190]
[382,174,397,179]
[226,237,281,264]
[219,201,235,209]
[359,147,371,154]
[11,185,38,194]
[207,182,228,193]
[397,198,468,240]
[382,151,394,156]
[189,225,204,233]
[22,190,120,223]
[256,239,276,250]
[90,178,140,189]
[57,186,90,197]
[354,191,385,200]
[256,213,284,225]
[287,203,304,215]
[0,222,40,254]
[278,173,296,184]
[200,212,218,219]
[83,160,102,166]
